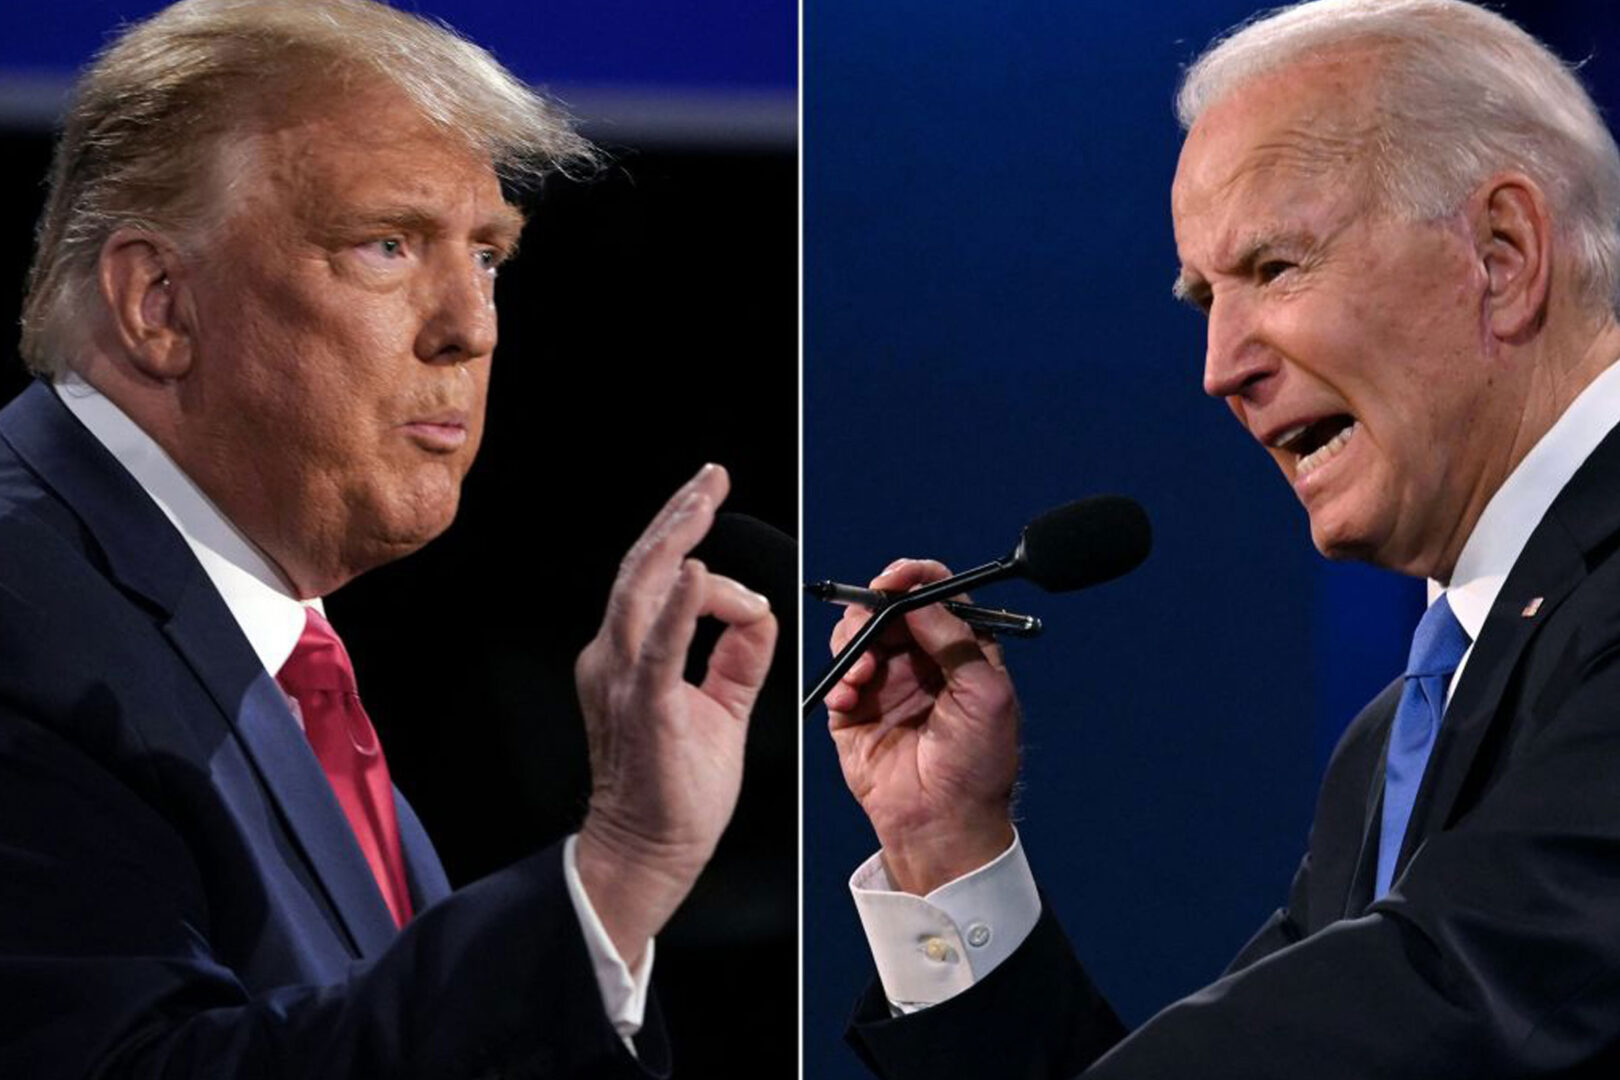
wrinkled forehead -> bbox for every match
[1175,58,1380,213]
[208,81,517,236]
[1171,58,1386,256]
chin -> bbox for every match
[1309,516,1427,576]
[358,480,464,563]
[392,497,462,551]
[1306,509,1382,567]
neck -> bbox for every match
[1426,311,1620,585]
[72,350,352,599]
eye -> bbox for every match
[474,247,503,275]
[354,236,411,266]
[1256,259,1295,284]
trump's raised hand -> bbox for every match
[574,464,777,966]
[826,558,1019,895]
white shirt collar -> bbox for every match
[1437,358,1620,642]
[53,374,319,675]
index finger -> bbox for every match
[829,595,917,655]
[826,557,959,655]
[873,559,1000,681]
[631,463,731,568]
[869,557,957,595]
[605,464,731,652]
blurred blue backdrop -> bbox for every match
[0,0,794,144]
[805,1,1618,1076]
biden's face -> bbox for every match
[1171,56,1515,582]
[181,87,525,594]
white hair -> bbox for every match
[1177,0,1620,315]
[22,0,600,377]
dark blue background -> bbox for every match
[0,0,793,90]
[804,2,1620,1076]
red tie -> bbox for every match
[275,607,413,928]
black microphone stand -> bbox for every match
[802,555,1019,720]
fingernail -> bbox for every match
[884,558,908,572]
[730,579,768,608]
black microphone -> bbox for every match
[1009,495,1152,591]
[695,511,797,606]
[689,512,796,715]
[802,496,1152,718]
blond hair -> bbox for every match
[22,0,598,376]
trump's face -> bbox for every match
[1171,55,1518,581]
[181,86,524,595]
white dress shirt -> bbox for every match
[53,375,650,1040]
[855,357,1620,1011]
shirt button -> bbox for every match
[923,937,954,963]
[966,923,992,948]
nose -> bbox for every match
[414,248,498,364]
[1201,289,1278,400]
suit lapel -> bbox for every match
[1343,705,1395,919]
[395,791,453,908]
[164,573,400,956]
[1,383,398,956]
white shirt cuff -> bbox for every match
[850,831,1041,1011]
[563,834,653,1047]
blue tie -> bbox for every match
[1376,594,1471,898]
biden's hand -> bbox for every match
[574,464,777,967]
[826,558,1019,895]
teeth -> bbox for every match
[1296,421,1357,477]
[1271,423,1308,451]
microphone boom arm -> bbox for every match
[802,555,1017,719]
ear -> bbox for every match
[97,228,195,381]
[1473,174,1553,342]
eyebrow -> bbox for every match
[483,204,529,247]
[1171,228,1309,310]
[338,202,528,249]
[1171,266,1212,312]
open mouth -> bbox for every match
[1274,415,1357,477]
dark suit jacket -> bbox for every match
[0,382,668,1079]
[851,419,1620,1078]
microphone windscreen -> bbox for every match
[693,512,797,608]
[1018,496,1151,592]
